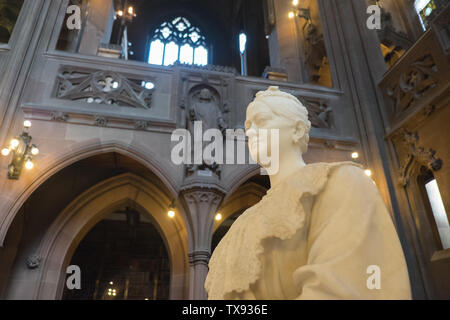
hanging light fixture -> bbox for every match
[1,120,39,180]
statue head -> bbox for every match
[245,86,311,168]
[199,88,212,101]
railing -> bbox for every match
[20,47,359,149]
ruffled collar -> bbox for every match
[205,161,360,299]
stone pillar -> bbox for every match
[271,0,306,82]
[78,0,115,55]
[180,186,224,300]
[188,251,210,300]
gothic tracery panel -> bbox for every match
[387,54,438,115]
[55,68,154,109]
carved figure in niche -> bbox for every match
[186,87,228,176]
[188,87,227,132]
[205,86,411,300]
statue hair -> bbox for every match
[254,87,311,153]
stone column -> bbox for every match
[271,0,306,82]
[180,185,225,300]
[78,0,115,55]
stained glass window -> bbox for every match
[148,17,208,66]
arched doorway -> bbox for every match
[0,152,188,300]
[62,209,171,300]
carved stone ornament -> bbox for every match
[94,115,108,127]
[50,111,69,122]
[298,97,333,129]
[398,129,443,186]
[56,68,154,109]
[135,120,150,130]
[387,54,438,115]
[26,255,42,269]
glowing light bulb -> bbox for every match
[168,210,175,218]
[215,213,222,221]
[117,10,123,16]
[288,11,295,19]
[351,152,359,159]
[364,169,372,177]
[292,0,299,6]
[31,147,39,156]
[1,148,10,156]
[144,82,155,90]
[10,139,19,149]
[23,120,32,128]
[128,6,134,15]
[25,160,34,170]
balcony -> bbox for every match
[379,5,450,135]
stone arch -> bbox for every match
[0,139,183,247]
[223,165,263,201]
[214,182,267,234]
[30,173,188,300]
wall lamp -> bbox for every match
[1,120,39,180]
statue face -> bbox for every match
[245,99,298,168]
[199,88,211,100]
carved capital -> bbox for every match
[181,186,225,250]
[183,190,222,206]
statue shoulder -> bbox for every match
[328,162,365,180]
[325,162,377,195]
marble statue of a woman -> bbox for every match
[205,86,412,300]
